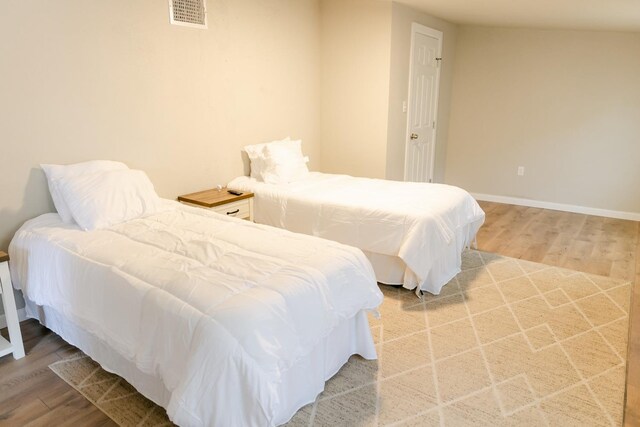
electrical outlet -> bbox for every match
[402,101,407,113]
[517,166,525,176]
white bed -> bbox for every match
[9,201,383,426]
[229,172,485,295]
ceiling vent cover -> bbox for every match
[169,0,207,29]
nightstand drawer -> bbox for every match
[210,199,251,219]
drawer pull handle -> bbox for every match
[226,209,240,216]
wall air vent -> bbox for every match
[169,0,207,29]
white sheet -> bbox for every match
[229,173,485,294]
[9,201,383,426]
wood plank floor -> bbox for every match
[0,318,116,426]
[0,201,638,426]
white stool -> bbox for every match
[0,251,25,359]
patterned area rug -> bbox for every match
[49,355,174,426]
[50,250,632,426]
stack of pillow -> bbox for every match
[42,139,309,230]
[244,137,310,184]
[41,161,163,231]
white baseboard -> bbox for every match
[0,308,27,329]
[472,193,640,222]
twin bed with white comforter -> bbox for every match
[229,172,485,295]
[10,201,383,426]
[10,151,484,426]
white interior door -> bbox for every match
[404,24,443,183]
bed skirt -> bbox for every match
[363,218,484,295]
[25,299,377,426]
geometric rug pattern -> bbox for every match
[49,354,174,427]
[288,250,632,427]
[50,250,632,426]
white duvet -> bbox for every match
[9,201,382,426]
[229,173,485,294]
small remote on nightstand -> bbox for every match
[228,190,243,196]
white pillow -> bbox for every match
[244,137,290,180]
[262,140,310,184]
[41,161,129,223]
[56,169,162,231]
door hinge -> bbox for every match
[432,120,436,128]
[435,57,442,68]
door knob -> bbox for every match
[410,133,419,140]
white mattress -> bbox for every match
[229,173,485,294]
[9,202,383,426]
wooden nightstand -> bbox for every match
[178,188,254,221]
[0,251,25,360]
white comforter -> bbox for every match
[229,173,485,293]
[9,201,382,426]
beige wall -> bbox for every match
[386,2,458,181]
[319,0,392,178]
[0,0,320,250]
[445,26,640,214]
